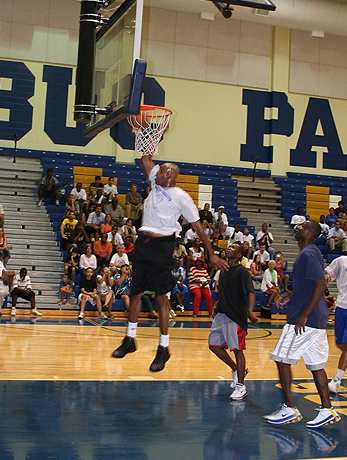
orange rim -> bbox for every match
[138,105,172,115]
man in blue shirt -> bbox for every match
[264,220,340,429]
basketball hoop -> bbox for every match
[127,105,172,156]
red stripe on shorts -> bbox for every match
[237,325,246,350]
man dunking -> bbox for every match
[112,154,228,372]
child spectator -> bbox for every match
[253,242,270,271]
[274,252,290,292]
[172,277,188,313]
[89,175,104,198]
[38,168,59,207]
[188,258,213,317]
[77,267,107,320]
[64,247,80,284]
[242,227,254,259]
[79,244,97,277]
[319,214,330,239]
[59,179,70,205]
[64,194,77,218]
[121,218,137,243]
[97,267,115,318]
[103,177,118,202]
[0,227,12,267]
[58,274,74,305]
[326,207,339,227]
[261,260,281,306]
[110,244,129,275]
[125,183,143,219]
[93,233,112,271]
[60,211,79,251]
[113,264,132,311]
[67,221,90,253]
[107,225,124,253]
[11,268,41,316]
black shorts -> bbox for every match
[132,233,176,296]
[11,288,35,300]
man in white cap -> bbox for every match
[213,205,228,237]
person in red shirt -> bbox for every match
[188,258,213,317]
[123,235,134,254]
[93,233,112,272]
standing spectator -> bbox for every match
[319,214,330,239]
[114,264,132,311]
[261,260,281,306]
[11,268,41,316]
[77,267,107,320]
[93,233,112,271]
[97,267,115,317]
[60,211,79,251]
[290,207,306,229]
[256,223,275,260]
[58,274,74,306]
[327,221,347,253]
[89,175,104,198]
[110,244,129,274]
[253,242,270,271]
[79,244,97,277]
[0,227,12,267]
[103,177,118,203]
[86,205,106,237]
[38,168,60,207]
[250,254,263,285]
[125,184,143,219]
[335,200,346,218]
[100,214,113,235]
[67,221,90,253]
[274,252,290,292]
[188,258,213,317]
[199,203,213,225]
[213,206,228,237]
[326,207,339,227]
[70,182,87,216]
[104,197,125,228]
[121,218,137,243]
[64,247,80,284]
[107,225,124,253]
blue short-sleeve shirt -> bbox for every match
[287,244,328,329]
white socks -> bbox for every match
[127,322,138,338]
[336,368,345,380]
[159,334,169,347]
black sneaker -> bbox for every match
[149,346,170,372]
[112,337,136,358]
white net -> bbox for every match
[127,106,171,156]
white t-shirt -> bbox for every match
[228,230,244,245]
[104,184,118,195]
[71,188,87,201]
[319,222,329,235]
[326,256,347,310]
[184,228,198,244]
[253,250,270,263]
[213,211,228,227]
[79,254,97,270]
[140,165,199,235]
[107,232,123,246]
[110,253,129,266]
[256,231,274,248]
[291,214,306,225]
[0,261,8,291]
[243,234,254,248]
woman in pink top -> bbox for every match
[188,258,213,317]
[274,252,290,292]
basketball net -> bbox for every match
[127,105,172,156]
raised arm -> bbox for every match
[140,154,156,180]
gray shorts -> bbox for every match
[208,313,246,351]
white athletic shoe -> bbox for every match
[98,312,108,319]
[11,307,16,316]
[264,404,303,425]
[177,305,185,313]
[55,200,60,206]
[328,377,341,394]
[169,309,177,318]
[31,308,42,316]
[78,311,85,320]
[230,383,247,400]
[306,407,341,429]
[230,368,249,389]
[38,200,43,207]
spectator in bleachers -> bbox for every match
[253,242,270,271]
[209,250,227,279]
[64,247,79,284]
[199,203,213,225]
[125,184,143,219]
[319,214,330,238]
[58,274,74,306]
[250,254,263,285]
[113,264,132,311]
[327,221,347,254]
[0,227,12,267]
[141,291,159,319]
[211,237,222,255]
[86,205,105,237]
[59,179,70,205]
[11,268,41,316]
[123,235,134,256]
[274,252,290,292]
[188,258,213,317]
[0,259,9,313]
[172,277,188,314]
[256,223,275,260]
[91,231,101,246]
[121,218,137,243]
[70,182,87,216]
[103,177,118,203]
[110,244,129,275]
[189,238,205,263]
[339,213,347,232]
[173,237,188,265]
[97,267,115,317]
[67,221,90,253]
[77,267,107,320]
[0,203,4,228]
[60,211,79,251]
[201,220,213,239]
[38,168,60,207]
[241,242,251,265]
[261,260,281,306]
[100,214,113,235]
[64,194,77,218]
[242,227,254,257]
[184,224,198,247]
[79,244,97,277]
[93,233,112,272]
[107,225,124,254]
[213,205,228,237]
[104,197,125,228]
[335,200,346,217]
[89,175,104,198]
[326,207,339,227]
[225,223,243,245]
[87,189,104,217]
[290,207,306,229]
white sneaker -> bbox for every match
[55,200,60,206]
[10,307,16,316]
[328,377,341,394]
[98,312,108,319]
[31,308,42,316]
[306,407,341,429]
[230,383,247,400]
[177,305,185,313]
[264,404,303,425]
[38,200,43,207]
[169,309,177,317]
[78,311,85,319]
[230,367,248,389]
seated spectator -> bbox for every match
[0,202,4,228]
[103,177,118,203]
[87,189,104,217]
[253,242,270,271]
[319,214,330,239]
[250,254,263,285]
[189,237,205,263]
[121,218,137,243]
[240,244,250,270]
[327,221,347,253]
[184,224,198,247]
[38,168,59,207]
[213,269,221,294]
[123,235,134,256]
[60,211,79,251]
[110,244,129,275]
[141,290,159,319]
[89,175,104,198]
[64,247,80,284]
[107,225,124,253]
[113,264,132,311]
[0,259,9,312]
[326,207,339,227]
[339,213,347,232]
[11,268,41,316]
[79,244,97,277]
[125,183,143,219]
[335,200,346,217]
[93,233,112,272]
[274,252,290,292]
[211,237,222,255]
[213,205,228,237]
[199,203,213,225]
[58,274,74,306]
[67,221,90,253]
[104,197,125,228]
[78,267,107,320]
[86,205,106,237]
[225,223,243,244]
[0,227,12,267]
[172,277,188,314]
[188,258,213,317]
[290,207,306,229]
[256,223,275,260]
[70,182,87,216]
[172,237,188,265]
[59,179,70,205]
[97,267,115,318]
[209,249,227,278]
[202,220,213,239]
[172,257,186,283]
[242,227,254,259]
[261,260,281,306]
[91,230,101,245]
[100,213,113,235]
[242,241,251,261]
[64,194,77,218]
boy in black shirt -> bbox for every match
[78,267,107,320]
[209,243,258,400]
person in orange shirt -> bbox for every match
[93,233,112,273]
